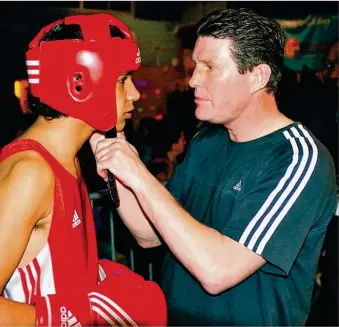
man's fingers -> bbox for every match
[97,159,114,174]
[117,131,126,139]
[96,143,121,161]
[96,138,127,152]
[97,168,108,182]
[97,152,115,163]
[90,131,105,151]
[96,147,111,161]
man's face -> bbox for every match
[115,73,140,131]
[189,37,252,126]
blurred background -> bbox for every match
[0,2,338,325]
[2,0,338,187]
[2,1,338,148]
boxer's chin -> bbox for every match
[116,120,126,133]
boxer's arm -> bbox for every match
[0,158,53,291]
[0,158,53,325]
[0,297,36,326]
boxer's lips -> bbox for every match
[124,108,135,118]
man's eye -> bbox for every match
[207,65,213,71]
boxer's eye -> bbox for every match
[118,72,132,84]
[119,75,128,84]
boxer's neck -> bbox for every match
[17,116,94,167]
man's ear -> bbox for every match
[249,64,272,93]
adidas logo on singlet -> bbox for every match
[60,306,82,326]
[72,210,81,228]
[233,180,242,191]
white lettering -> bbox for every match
[136,48,141,64]
[60,306,68,326]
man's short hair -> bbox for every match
[197,8,286,93]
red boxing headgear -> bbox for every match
[25,14,141,131]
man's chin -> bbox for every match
[195,107,209,121]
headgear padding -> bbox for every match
[26,14,141,131]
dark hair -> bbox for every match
[27,18,127,120]
[196,8,286,93]
[146,158,171,177]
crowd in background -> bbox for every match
[278,39,338,174]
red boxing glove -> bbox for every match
[35,260,167,327]
[35,290,93,326]
[94,259,167,326]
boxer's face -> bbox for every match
[115,73,140,131]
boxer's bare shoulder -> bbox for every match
[0,150,54,202]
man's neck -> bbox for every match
[225,93,293,142]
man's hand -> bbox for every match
[90,132,161,248]
[94,137,147,191]
[89,131,107,181]
[89,131,130,183]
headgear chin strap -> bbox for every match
[25,14,141,131]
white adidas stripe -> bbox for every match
[90,298,127,326]
[45,296,52,327]
[239,128,300,245]
[23,267,33,304]
[27,69,39,75]
[26,60,39,66]
[92,305,116,325]
[240,125,318,254]
[29,261,38,298]
[67,311,78,327]
[28,78,39,84]
[255,124,318,254]
[89,292,137,326]
[68,318,78,327]
[247,127,310,250]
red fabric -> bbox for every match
[0,139,99,297]
[35,260,167,327]
[26,14,141,132]
[1,140,166,326]
[35,291,92,327]
[96,259,167,326]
